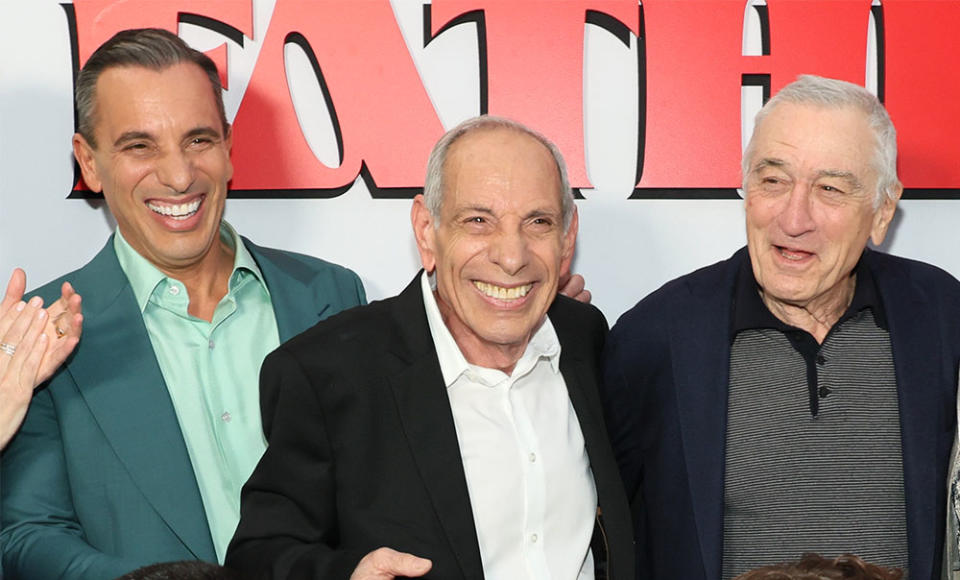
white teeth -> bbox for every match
[147,198,201,220]
[473,281,533,300]
[778,247,808,261]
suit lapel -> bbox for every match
[561,356,604,464]
[550,304,609,485]
[245,239,332,341]
[671,251,742,580]
[385,277,484,579]
[66,240,215,559]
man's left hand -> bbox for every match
[1,269,83,384]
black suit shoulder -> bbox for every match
[549,294,608,359]
[275,292,407,359]
[258,291,419,439]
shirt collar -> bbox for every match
[419,271,561,388]
[114,221,268,313]
[730,249,888,339]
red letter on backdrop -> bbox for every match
[229,0,444,195]
[638,0,745,189]
[638,0,871,190]
[883,0,960,189]
[72,0,252,71]
[430,0,640,190]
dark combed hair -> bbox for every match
[75,28,228,148]
[734,553,904,580]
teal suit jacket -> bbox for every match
[0,235,365,580]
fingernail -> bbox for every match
[15,301,25,311]
[39,333,48,342]
[37,309,47,320]
[28,296,42,307]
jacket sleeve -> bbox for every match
[600,308,662,580]
[1,384,141,580]
[225,347,366,579]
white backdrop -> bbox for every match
[1,0,958,324]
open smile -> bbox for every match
[775,245,814,262]
[473,280,534,301]
[146,195,204,221]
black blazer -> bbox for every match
[602,247,960,580]
[227,275,633,579]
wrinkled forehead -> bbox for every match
[92,63,224,134]
[746,102,878,180]
[442,127,563,204]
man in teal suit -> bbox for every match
[0,29,365,579]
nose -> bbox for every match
[489,228,530,277]
[155,150,196,193]
[777,183,816,237]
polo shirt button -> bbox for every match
[819,385,831,398]
[168,286,180,296]
[530,533,538,543]
[816,355,827,365]
[221,412,232,422]
[208,340,215,350]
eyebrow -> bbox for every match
[752,159,865,190]
[453,206,561,221]
[112,126,222,149]
[524,208,561,221]
[185,126,222,140]
[113,131,153,148]
[456,205,495,217]
[815,169,864,190]
[751,158,787,173]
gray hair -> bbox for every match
[423,115,575,231]
[76,28,228,148]
[743,74,900,208]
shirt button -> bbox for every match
[208,340,215,350]
[816,355,827,365]
[221,411,232,423]
[529,452,537,463]
[168,285,180,296]
[819,385,831,399]
[530,533,538,543]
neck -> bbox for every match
[760,274,856,344]
[434,291,533,375]
[460,342,525,375]
[159,238,235,322]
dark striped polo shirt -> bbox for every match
[721,255,908,579]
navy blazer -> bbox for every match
[1,236,365,580]
[602,247,960,580]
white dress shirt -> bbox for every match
[421,272,597,580]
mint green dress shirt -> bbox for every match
[114,223,279,562]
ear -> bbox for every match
[559,205,579,275]
[223,124,234,183]
[411,194,437,273]
[72,133,103,193]
[870,183,902,246]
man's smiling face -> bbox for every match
[744,101,897,313]
[412,127,576,370]
[73,62,233,276]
